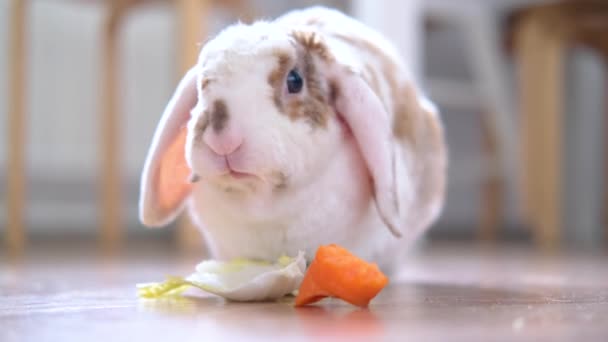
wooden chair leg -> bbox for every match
[175,0,212,255]
[535,32,565,252]
[100,3,127,255]
[605,65,608,243]
[599,56,608,243]
[177,0,210,74]
[516,14,565,251]
[7,0,28,259]
[516,15,541,239]
[478,111,503,242]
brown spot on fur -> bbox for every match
[194,99,229,140]
[201,78,212,90]
[285,98,328,127]
[294,51,330,127]
[392,83,420,141]
[267,40,332,128]
[290,30,333,61]
[210,100,229,133]
[267,52,292,110]
[271,171,288,191]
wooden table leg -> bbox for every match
[516,14,565,251]
[7,0,27,259]
[175,0,212,255]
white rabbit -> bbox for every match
[139,6,446,272]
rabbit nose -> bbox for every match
[200,99,243,156]
[203,130,243,156]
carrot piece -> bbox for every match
[295,244,388,307]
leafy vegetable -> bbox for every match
[138,252,306,302]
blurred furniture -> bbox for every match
[513,0,608,250]
[5,0,253,257]
[562,48,606,248]
[422,0,608,250]
[423,2,519,242]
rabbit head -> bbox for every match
[139,16,429,243]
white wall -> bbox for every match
[0,2,177,233]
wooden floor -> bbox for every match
[1,241,608,341]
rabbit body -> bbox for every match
[140,7,446,272]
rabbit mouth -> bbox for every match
[222,156,260,180]
[194,150,257,180]
[224,169,257,180]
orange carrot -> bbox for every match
[295,244,388,307]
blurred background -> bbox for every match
[1,0,606,257]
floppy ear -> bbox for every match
[327,65,403,238]
[139,66,198,227]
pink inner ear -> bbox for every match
[157,127,192,212]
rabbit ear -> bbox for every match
[327,64,403,238]
[139,67,198,227]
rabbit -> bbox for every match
[139,6,446,273]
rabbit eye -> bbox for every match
[286,69,303,94]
